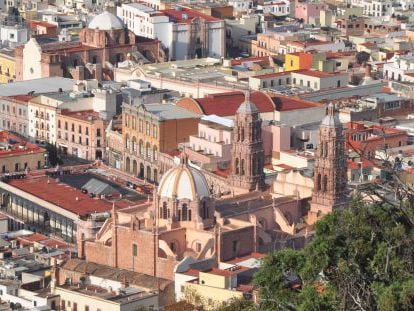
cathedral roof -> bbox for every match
[158,156,210,201]
[321,103,341,128]
[88,11,124,31]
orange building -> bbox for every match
[122,103,200,182]
[56,110,107,161]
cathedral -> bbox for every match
[15,10,164,81]
[79,99,348,281]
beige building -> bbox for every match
[56,110,106,160]
[0,131,47,173]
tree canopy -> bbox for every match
[237,198,414,310]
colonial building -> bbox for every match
[122,102,200,183]
[15,10,164,81]
[56,109,107,160]
[118,4,225,61]
[308,104,348,224]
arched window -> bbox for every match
[241,159,245,175]
[182,204,188,221]
[92,56,97,64]
[324,142,328,157]
[317,173,321,191]
[188,209,192,221]
[235,158,239,174]
[323,175,328,192]
[241,128,245,141]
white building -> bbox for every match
[258,0,290,17]
[383,53,414,81]
[118,4,225,61]
[0,22,28,48]
[228,0,253,13]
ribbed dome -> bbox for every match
[88,11,124,31]
[158,163,210,201]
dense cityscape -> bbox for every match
[0,0,413,310]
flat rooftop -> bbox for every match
[0,77,74,96]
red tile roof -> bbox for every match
[193,91,275,116]
[0,131,46,158]
[191,91,322,116]
[162,8,219,23]
[27,20,57,29]
[60,110,100,122]
[7,176,114,217]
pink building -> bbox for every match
[185,115,233,170]
[295,2,327,24]
[185,115,292,170]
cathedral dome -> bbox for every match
[158,159,210,201]
[88,11,124,31]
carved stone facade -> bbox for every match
[230,94,265,192]
[308,103,348,224]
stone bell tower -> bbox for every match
[308,103,348,224]
[230,92,265,192]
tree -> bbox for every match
[252,198,414,311]
[356,51,370,65]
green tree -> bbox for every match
[252,198,414,311]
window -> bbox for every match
[86,127,89,135]
[58,120,61,128]
[97,129,101,137]
[132,243,138,256]
[78,125,82,134]
[65,122,68,130]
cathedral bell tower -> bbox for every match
[308,103,348,224]
[230,92,265,192]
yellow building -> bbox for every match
[0,50,16,84]
[182,268,247,310]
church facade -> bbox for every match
[15,11,164,81]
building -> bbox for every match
[122,102,200,182]
[56,109,107,161]
[294,2,327,24]
[249,69,349,91]
[308,104,348,224]
[346,121,408,159]
[258,0,291,17]
[0,168,143,242]
[118,4,225,61]
[176,90,326,126]
[0,19,28,48]
[0,95,31,137]
[28,83,117,145]
[184,115,233,170]
[0,131,46,173]
[53,258,174,308]
[0,49,16,83]
[15,10,163,81]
